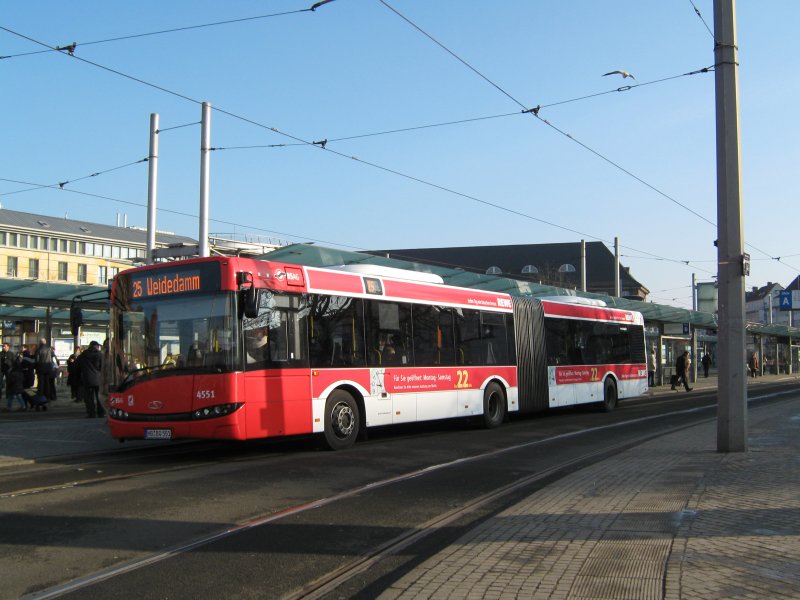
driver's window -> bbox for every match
[243,290,309,370]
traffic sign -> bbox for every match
[778,290,792,311]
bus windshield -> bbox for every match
[111,291,240,388]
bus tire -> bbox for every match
[323,390,360,450]
[602,378,618,412]
[482,382,506,429]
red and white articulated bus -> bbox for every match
[105,257,647,449]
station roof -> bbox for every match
[0,279,109,323]
[264,244,800,339]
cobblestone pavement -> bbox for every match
[379,397,800,600]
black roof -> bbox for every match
[368,242,648,293]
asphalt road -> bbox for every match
[2,383,796,599]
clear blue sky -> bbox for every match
[2,1,798,309]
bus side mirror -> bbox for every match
[238,272,259,318]
[70,301,84,336]
[244,288,258,318]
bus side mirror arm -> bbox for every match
[238,272,259,318]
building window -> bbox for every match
[50,237,57,251]
[97,266,108,285]
[9,233,18,246]
[0,232,6,245]
[110,267,120,280]
[7,256,18,277]
[59,239,68,253]
[69,240,77,254]
[58,262,68,281]
[77,264,87,283]
[29,258,39,279]
[40,236,48,250]
[112,245,121,259]
[103,244,112,258]
[78,242,86,254]
[18,234,28,248]
[29,236,38,250]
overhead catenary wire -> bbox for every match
[3,21,793,279]
[0,25,720,278]
[0,6,321,60]
[377,0,800,276]
[0,157,148,197]
[156,121,200,133]
[0,177,362,251]
[687,0,716,41]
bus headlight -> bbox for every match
[192,403,243,420]
[109,408,130,420]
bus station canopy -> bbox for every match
[263,244,800,340]
[0,279,109,324]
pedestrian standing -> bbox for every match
[701,353,711,378]
[35,338,58,402]
[21,345,35,389]
[750,352,759,378]
[648,349,656,387]
[5,357,26,412]
[1,342,16,402]
[67,347,82,402]
[78,341,105,418]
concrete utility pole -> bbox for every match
[146,113,159,265]
[714,0,748,452]
[199,102,211,258]
[691,273,698,383]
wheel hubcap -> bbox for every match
[332,402,355,438]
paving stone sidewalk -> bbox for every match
[380,398,800,600]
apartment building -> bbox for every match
[0,207,196,285]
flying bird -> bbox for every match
[603,70,635,80]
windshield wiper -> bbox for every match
[121,361,173,386]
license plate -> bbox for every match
[145,429,172,440]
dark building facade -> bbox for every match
[369,241,649,301]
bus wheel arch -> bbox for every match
[602,376,618,412]
[482,380,506,428]
[323,388,362,450]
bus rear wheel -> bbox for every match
[602,378,618,412]
[482,382,506,428]
[323,390,360,450]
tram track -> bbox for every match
[9,385,799,600]
[0,383,786,501]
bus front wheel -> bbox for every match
[323,390,360,450]
[482,382,506,428]
[602,378,618,412]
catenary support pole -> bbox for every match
[614,237,620,297]
[146,113,159,265]
[580,239,587,292]
[714,0,747,452]
[199,102,211,258]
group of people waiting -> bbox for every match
[1,339,60,412]
[1,338,106,417]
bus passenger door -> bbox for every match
[385,367,417,424]
[548,366,576,407]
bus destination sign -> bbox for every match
[130,263,220,299]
